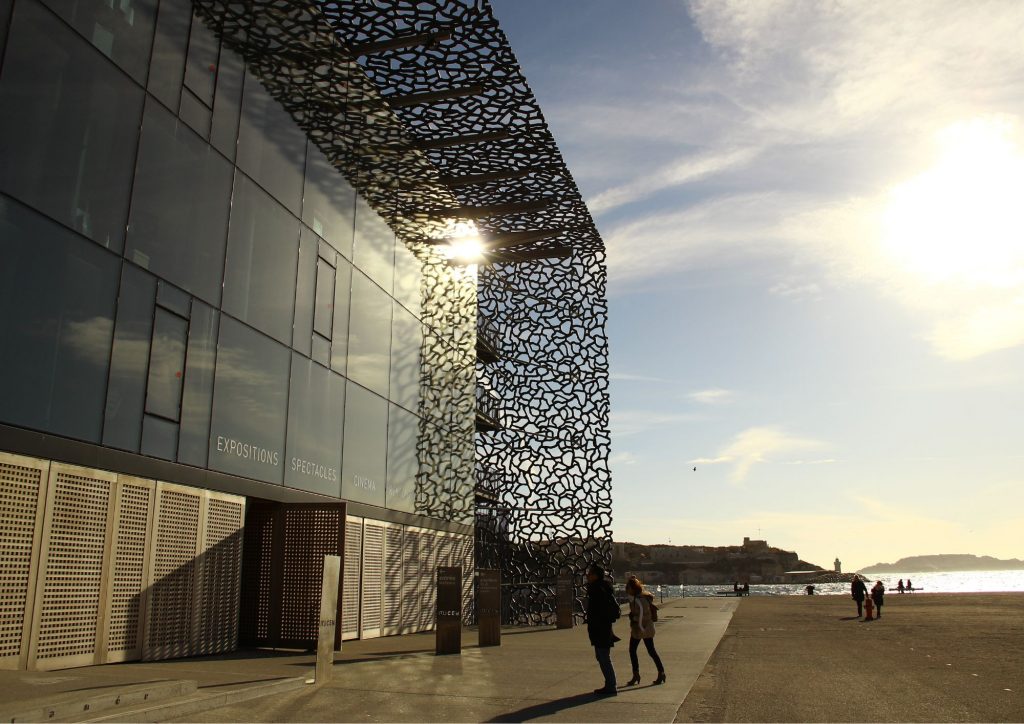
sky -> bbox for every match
[491,0,1024,571]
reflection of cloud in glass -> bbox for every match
[65,316,115,366]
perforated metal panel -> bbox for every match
[382,524,403,636]
[104,477,155,662]
[195,495,244,655]
[341,517,362,640]
[239,501,276,645]
[144,484,200,661]
[360,522,384,639]
[29,465,115,671]
[0,453,48,670]
[279,506,343,645]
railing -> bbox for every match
[476,314,501,363]
[475,387,501,431]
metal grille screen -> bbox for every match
[0,454,47,669]
[383,525,403,635]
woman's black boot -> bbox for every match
[626,671,641,686]
[654,671,666,685]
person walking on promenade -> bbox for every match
[624,576,666,686]
[871,580,885,619]
[906,578,913,592]
[586,563,620,697]
[897,579,905,594]
[851,575,868,617]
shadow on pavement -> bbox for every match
[486,692,598,722]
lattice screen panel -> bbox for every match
[0,454,47,670]
[30,466,115,671]
[382,524,403,636]
[144,485,200,661]
[342,517,362,640]
[104,477,154,662]
[195,496,244,656]
[279,507,343,645]
[239,502,276,645]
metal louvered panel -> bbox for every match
[341,517,362,640]
[458,535,474,625]
[0,453,48,670]
[382,524,403,636]
[195,496,244,656]
[103,477,155,663]
[29,465,115,671]
[360,523,384,638]
[144,484,200,661]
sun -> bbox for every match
[881,116,1024,289]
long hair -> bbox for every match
[626,575,643,595]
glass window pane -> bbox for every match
[41,0,158,84]
[141,414,178,461]
[147,0,189,110]
[103,264,156,452]
[352,197,395,293]
[346,270,392,398]
[178,300,218,466]
[208,316,289,484]
[1,0,12,60]
[340,382,386,507]
[210,47,243,161]
[178,87,212,139]
[302,142,354,258]
[311,334,330,367]
[236,71,304,215]
[127,98,233,305]
[292,226,317,356]
[313,258,335,339]
[329,256,352,374]
[284,354,344,496]
[0,0,143,253]
[145,308,187,420]
[156,280,190,317]
[222,173,300,344]
[182,11,217,105]
[385,403,419,514]
[393,241,423,319]
[390,303,422,415]
[0,197,119,442]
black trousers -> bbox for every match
[629,636,664,673]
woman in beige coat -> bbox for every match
[624,576,666,686]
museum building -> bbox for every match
[0,0,611,670]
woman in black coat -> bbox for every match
[851,575,868,617]
[585,563,620,696]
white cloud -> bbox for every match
[689,425,827,482]
[610,451,638,466]
[610,371,668,383]
[688,388,735,405]
[589,145,760,215]
[611,409,702,437]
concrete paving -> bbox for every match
[0,596,736,722]
[177,596,738,722]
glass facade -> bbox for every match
[0,0,475,528]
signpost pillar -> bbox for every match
[315,554,341,683]
[477,569,501,647]
[556,573,575,629]
[436,566,462,655]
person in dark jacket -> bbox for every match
[871,580,885,618]
[851,575,868,617]
[585,562,619,696]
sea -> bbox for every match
[652,570,1024,598]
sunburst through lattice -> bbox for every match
[191,0,611,625]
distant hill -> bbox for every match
[862,554,1024,573]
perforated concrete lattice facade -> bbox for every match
[0,453,244,671]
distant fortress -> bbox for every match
[612,536,859,585]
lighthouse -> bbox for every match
[834,557,842,573]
